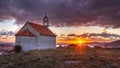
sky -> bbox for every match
[0,0,120,43]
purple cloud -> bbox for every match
[0,0,120,28]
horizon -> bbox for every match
[0,21,119,44]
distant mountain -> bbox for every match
[108,40,120,45]
[106,40,120,48]
[86,42,107,48]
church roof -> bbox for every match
[15,22,56,37]
[15,29,36,37]
[29,22,56,36]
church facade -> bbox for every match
[15,15,56,51]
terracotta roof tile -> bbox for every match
[29,22,56,37]
[15,29,36,37]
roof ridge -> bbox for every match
[28,22,56,37]
[29,22,45,27]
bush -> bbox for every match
[58,45,63,48]
[94,46,102,49]
[14,45,22,53]
[67,44,77,49]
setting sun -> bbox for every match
[77,39,86,44]
[78,40,84,44]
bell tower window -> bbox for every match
[43,12,49,27]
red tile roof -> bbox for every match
[29,22,56,37]
[15,29,36,37]
[15,22,56,37]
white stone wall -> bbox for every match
[16,35,56,51]
[16,36,37,51]
[38,35,56,49]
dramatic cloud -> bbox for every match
[79,32,120,40]
[0,0,120,28]
[65,32,120,42]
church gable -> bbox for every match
[15,22,39,36]
[15,29,36,37]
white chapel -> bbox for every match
[15,15,56,51]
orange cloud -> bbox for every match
[0,36,15,43]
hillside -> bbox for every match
[108,40,120,45]
[0,48,120,68]
[106,40,120,48]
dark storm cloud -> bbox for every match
[0,0,120,28]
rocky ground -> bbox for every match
[0,47,120,68]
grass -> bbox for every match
[0,48,120,68]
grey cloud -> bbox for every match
[0,30,15,36]
[0,0,120,28]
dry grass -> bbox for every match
[0,48,120,68]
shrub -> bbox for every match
[14,45,22,53]
[58,45,63,48]
[67,44,77,49]
[94,46,102,49]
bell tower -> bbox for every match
[43,13,49,27]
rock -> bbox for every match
[64,60,81,64]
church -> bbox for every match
[15,15,56,51]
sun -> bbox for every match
[77,39,86,44]
[78,40,83,44]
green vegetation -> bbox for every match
[0,48,120,68]
[13,45,22,53]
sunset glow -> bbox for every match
[78,39,86,44]
[0,0,120,44]
[0,20,120,44]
